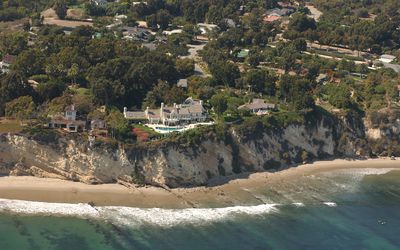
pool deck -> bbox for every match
[145,122,214,134]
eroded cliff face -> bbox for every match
[0,112,374,188]
[364,108,400,156]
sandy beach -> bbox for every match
[0,158,399,208]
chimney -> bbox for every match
[71,104,75,111]
[173,103,177,108]
[160,103,164,120]
[200,100,203,106]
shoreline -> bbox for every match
[0,158,399,208]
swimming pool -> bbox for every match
[155,126,184,132]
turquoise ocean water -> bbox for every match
[0,168,399,250]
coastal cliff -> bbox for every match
[0,110,397,188]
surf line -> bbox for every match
[87,201,127,236]
[240,187,269,204]
[311,196,337,207]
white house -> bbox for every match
[197,23,219,35]
[0,54,16,73]
[91,0,108,6]
[238,99,276,116]
[177,79,188,88]
[91,119,106,130]
[162,29,183,35]
[49,105,86,132]
[379,54,396,63]
[124,97,208,125]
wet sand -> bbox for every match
[0,158,399,208]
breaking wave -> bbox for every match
[0,198,345,227]
[323,202,337,207]
[98,204,278,227]
[0,199,278,227]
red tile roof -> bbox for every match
[263,15,282,22]
[2,54,16,64]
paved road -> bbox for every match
[182,43,211,78]
[302,51,367,64]
[306,4,323,21]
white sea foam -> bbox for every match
[98,204,278,227]
[0,199,100,217]
[323,202,337,207]
[0,199,278,227]
[0,198,344,227]
[325,168,396,180]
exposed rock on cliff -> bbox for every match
[0,110,380,188]
[365,108,400,156]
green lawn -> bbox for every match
[0,120,23,133]
[132,124,160,136]
[308,48,365,62]
[76,87,90,95]
[68,4,86,10]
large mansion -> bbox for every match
[124,97,208,125]
[48,105,86,132]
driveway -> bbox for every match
[182,43,211,78]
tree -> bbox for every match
[327,85,353,109]
[356,64,369,77]
[156,9,172,30]
[0,31,28,55]
[72,93,94,116]
[301,150,309,163]
[13,48,45,76]
[142,81,187,108]
[210,93,227,117]
[106,109,130,140]
[182,24,201,39]
[298,7,311,15]
[5,96,35,124]
[206,5,222,24]
[85,3,106,16]
[176,58,194,78]
[246,49,264,68]
[0,72,33,115]
[67,63,79,84]
[292,38,307,52]
[288,13,316,32]
[279,75,315,110]
[54,0,67,20]
[90,78,125,106]
[356,8,369,18]
[36,81,65,101]
[277,45,298,73]
[244,69,277,95]
[188,76,214,100]
[337,60,356,73]
[146,14,157,29]
[209,61,240,87]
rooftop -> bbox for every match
[237,49,249,58]
[263,15,282,22]
[177,79,188,88]
[265,8,294,17]
[239,99,276,110]
[2,54,16,64]
[65,105,76,112]
[380,54,396,60]
[124,111,147,120]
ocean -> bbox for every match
[0,168,399,250]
